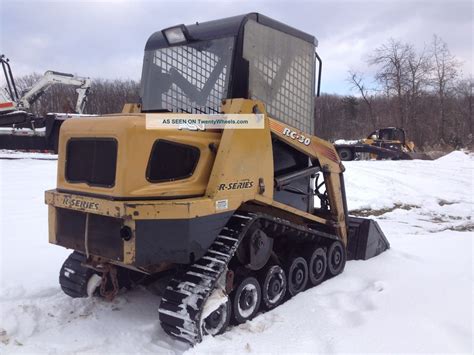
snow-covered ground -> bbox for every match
[333,139,359,145]
[0,150,57,161]
[0,151,472,354]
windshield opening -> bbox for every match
[141,37,235,114]
[379,129,405,141]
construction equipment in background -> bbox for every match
[0,54,92,153]
[45,13,389,344]
[1,55,91,115]
[334,127,430,161]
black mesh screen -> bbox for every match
[146,140,199,182]
[141,37,234,114]
[66,138,117,187]
[243,20,315,134]
[157,46,228,113]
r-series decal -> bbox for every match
[63,196,99,211]
[218,179,254,191]
[282,127,311,146]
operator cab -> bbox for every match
[368,128,407,143]
[59,14,324,213]
[140,13,320,134]
[141,13,324,215]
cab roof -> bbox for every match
[145,13,317,51]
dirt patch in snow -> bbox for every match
[0,328,9,345]
[350,203,419,217]
[439,223,474,232]
[437,199,459,206]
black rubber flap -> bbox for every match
[346,216,390,260]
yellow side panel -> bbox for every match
[48,206,57,244]
[205,99,274,210]
[56,114,221,199]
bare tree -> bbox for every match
[85,79,140,114]
[316,34,469,150]
[347,70,377,129]
[430,35,460,142]
[405,45,432,140]
[369,39,412,127]
[454,77,473,143]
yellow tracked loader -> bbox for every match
[45,13,389,344]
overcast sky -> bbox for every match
[0,0,472,95]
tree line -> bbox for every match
[317,35,472,149]
[13,75,140,116]
[12,35,472,150]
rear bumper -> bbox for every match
[45,189,219,220]
[45,190,234,267]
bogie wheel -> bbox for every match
[326,240,346,277]
[306,247,327,286]
[338,148,354,161]
[201,297,232,337]
[232,276,262,324]
[286,257,308,297]
[259,265,287,310]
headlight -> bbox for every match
[162,25,188,45]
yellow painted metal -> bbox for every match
[48,206,57,244]
[57,114,221,199]
[362,135,416,158]
[45,189,218,219]
[122,219,136,264]
[268,117,343,173]
[205,99,273,203]
[47,98,350,263]
[121,103,142,114]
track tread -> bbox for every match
[158,209,341,344]
[159,211,254,344]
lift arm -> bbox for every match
[18,71,91,114]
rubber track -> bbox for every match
[158,210,339,344]
[59,251,94,298]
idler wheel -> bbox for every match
[201,296,232,336]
